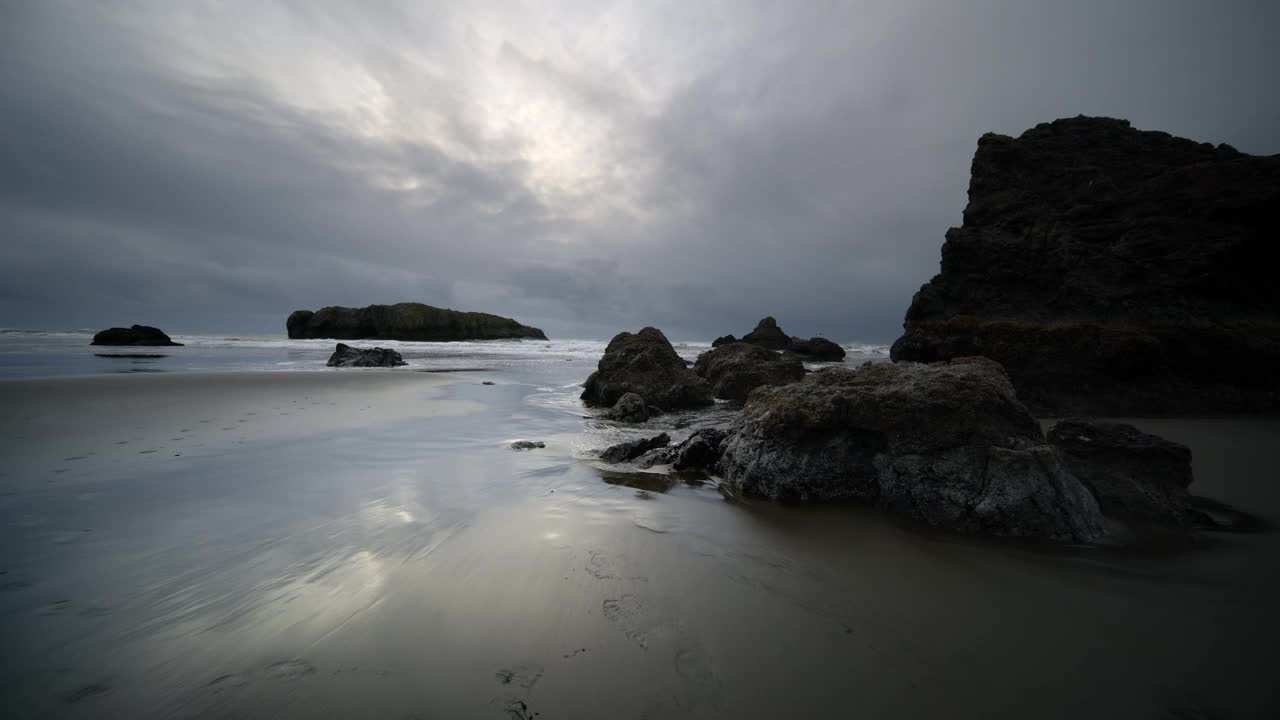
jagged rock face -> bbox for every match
[892,116,1280,415]
[287,303,547,341]
[711,334,738,347]
[91,325,183,346]
[693,342,805,402]
[741,317,790,350]
[718,358,1105,543]
[325,343,407,368]
[1047,419,1195,531]
[581,327,714,409]
[786,336,846,361]
[606,393,649,422]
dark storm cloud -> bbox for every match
[2,1,1277,339]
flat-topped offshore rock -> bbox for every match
[892,116,1280,414]
[91,325,183,346]
[287,303,546,341]
[581,327,713,409]
[717,357,1106,543]
[326,343,407,368]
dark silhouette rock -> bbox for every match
[511,440,545,450]
[712,334,738,347]
[326,343,407,368]
[741,317,789,350]
[91,325,182,346]
[600,433,671,464]
[786,336,846,361]
[1048,419,1196,531]
[892,116,1280,414]
[693,342,805,402]
[581,328,713,409]
[606,392,649,422]
[717,357,1105,543]
[287,303,546,341]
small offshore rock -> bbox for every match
[91,325,183,346]
[741,317,790,350]
[712,334,738,347]
[326,343,407,368]
[511,440,546,450]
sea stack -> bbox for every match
[91,325,183,346]
[286,303,547,341]
[891,116,1280,415]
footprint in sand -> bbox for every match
[263,659,317,680]
[602,595,657,649]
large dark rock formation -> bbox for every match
[326,343,407,368]
[581,328,713,409]
[91,325,182,347]
[287,303,546,342]
[693,342,806,401]
[717,358,1105,543]
[892,116,1280,414]
[1047,419,1196,531]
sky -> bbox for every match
[2,1,1278,341]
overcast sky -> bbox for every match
[2,1,1277,340]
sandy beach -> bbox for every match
[2,370,1278,719]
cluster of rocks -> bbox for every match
[325,343,406,368]
[91,325,182,346]
[581,116,1266,546]
[713,317,846,361]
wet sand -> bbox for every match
[1,373,1278,718]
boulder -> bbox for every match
[693,342,805,402]
[581,328,713,409]
[600,433,671,464]
[606,392,649,422]
[326,343,407,368]
[891,116,1280,414]
[1047,419,1196,530]
[287,303,546,341]
[786,336,846,361]
[712,334,738,347]
[91,325,182,347]
[717,357,1105,543]
[511,440,545,450]
[741,317,790,350]
[671,428,727,474]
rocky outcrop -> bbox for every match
[717,358,1105,543]
[287,303,547,341]
[606,393,650,422]
[1047,419,1196,531]
[693,342,805,402]
[601,433,671,463]
[511,440,545,450]
[892,116,1280,414]
[718,317,845,361]
[671,428,727,474]
[326,343,407,367]
[786,336,846,361]
[91,325,182,346]
[741,317,789,350]
[581,328,713,409]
